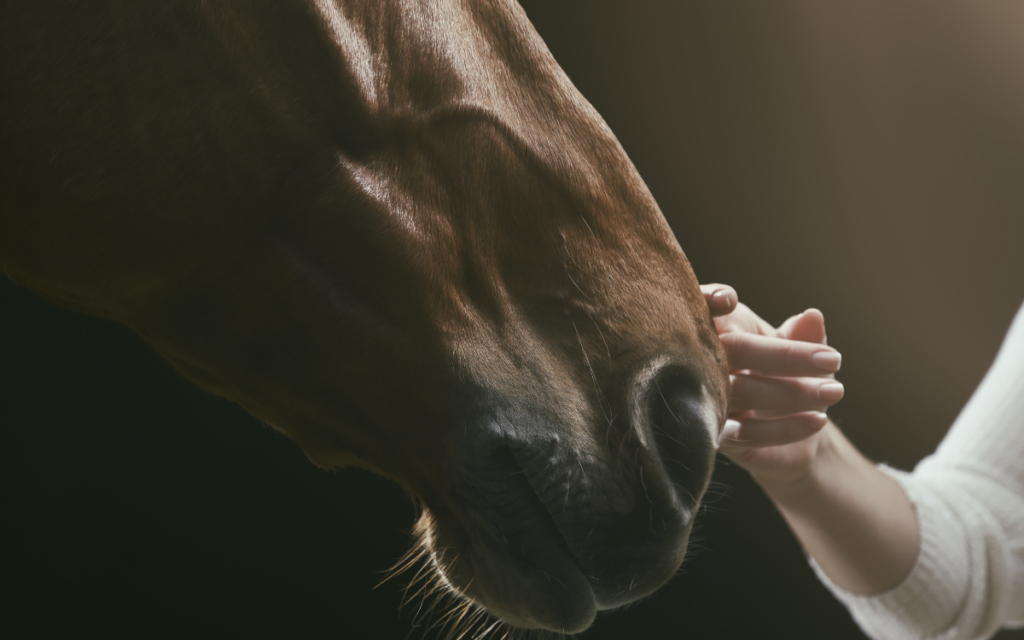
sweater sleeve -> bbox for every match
[813,301,1024,640]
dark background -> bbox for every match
[3,1,1024,638]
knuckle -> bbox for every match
[782,342,801,369]
[721,333,751,366]
[785,380,804,406]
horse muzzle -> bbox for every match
[418,358,721,633]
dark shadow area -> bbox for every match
[0,281,415,639]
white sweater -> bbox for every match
[815,303,1024,639]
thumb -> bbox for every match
[779,308,828,345]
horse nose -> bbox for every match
[574,360,720,610]
[643,363,719,513]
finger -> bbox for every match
[729,373,844,414]
[778,308,827,345]
[720,332,841,375]
[701,284,738,318]
[714,302,780,337]
[719,412,828,450]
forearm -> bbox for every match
[757,422,919,594]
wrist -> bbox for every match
[750,420,921,594]
[752,421,847,508]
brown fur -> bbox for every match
[1,0,728,633]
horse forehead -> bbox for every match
[310,0,522,116]
[309,1,615,180]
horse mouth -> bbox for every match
[415,442,700,633]
[500,445,589,570]
[415,443,599,633]
[407,368,718,634]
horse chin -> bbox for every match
[402,454,698,633]
[411,494,599,634]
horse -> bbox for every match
[0,0,728,633]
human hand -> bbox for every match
[701,285,844,486]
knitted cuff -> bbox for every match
[809,464,970,640]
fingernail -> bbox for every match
[811,350,841,371]
[719,419,741,444]
[713,289,735,307]
[818,381,844,402]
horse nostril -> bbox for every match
[646,367,715,507]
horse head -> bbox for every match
[0,0,728,633]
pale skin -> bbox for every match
[700,284,919,595]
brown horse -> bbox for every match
[0,0,728,633]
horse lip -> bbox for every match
[506,433,702,611]
[436,442,597,631]
[506,447,589,576]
